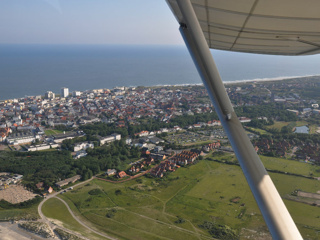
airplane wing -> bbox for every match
[165,1,317,239]
[167,0,320,55]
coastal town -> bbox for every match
[1,77,320,183]
[1,76,320,239]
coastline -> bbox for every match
[223,74,320,85]
[1,74,320,101]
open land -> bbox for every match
[0,185,37,204]
[0,222,55,240]
[38,155,320,240]
[2,77,320,239]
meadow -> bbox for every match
[0,205,39,221]
[46,154,320,240]
[42,197,106,240]
[44,129,64,136]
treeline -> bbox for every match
[0,196,42,209]
[169,112,219,128]
[79,123,128,137]
[1,150,74,191]
[235,104,298,122]
[0,140,140,191]
[128,112,220,136]
[260,132,320,143]
[79,112,220,138]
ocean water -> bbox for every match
[1,44,320,100]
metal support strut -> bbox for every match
[176,0,303,239]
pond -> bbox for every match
[295,126,309,134]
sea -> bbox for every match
[1,44,320,100]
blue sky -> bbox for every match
[1,0,320,77]
[0,0,182,45]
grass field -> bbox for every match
[42,197,107,240]
[266,121,308,132]
[246,127,270,135]
[50,156,320,240]
[260,155,320,177]
[0,204,39,221]
[266,121,290,130]
[308,124,319,134]
[295,121,308,127]
[44,129,64,136]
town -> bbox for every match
[1,76,320,239]
[1,77,320,186]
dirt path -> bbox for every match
[54,196,116,240]
[120,208,213,240]
[38,178,104,240]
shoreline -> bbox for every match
[223,74,320,85]
[1,74,320,102]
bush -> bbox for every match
[115,189,122,195]
[199,221,239,240]
[175,216,186,224]
[88,188,103,195]
[0,195,42,209]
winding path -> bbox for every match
[38,178,116,240]
[54,196,117,240]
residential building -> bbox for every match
[55,175,81,188]
[61,87,69,98]
[45,91,55,100]
[105,169,116,176]
[74,141,94,152]
[100,133,121,146]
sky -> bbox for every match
[1,0,320,79]
[0,0,183,45]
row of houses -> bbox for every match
[150,160,178,178]
[150,149,203,178]
[55,175,81,188]
[170,150,202,166]
[104,169,128,178]
[203,141,221,152]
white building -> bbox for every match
[27,143,59,152]
[73,91,81,97]
[100,133,121,146]
[61,87,69,98]
[238,117,252,123]
[45,91,55,100]
[6,132,39,145]
[74,142,94,152]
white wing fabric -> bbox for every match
[167,0,320,55]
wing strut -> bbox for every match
[175,1,303,239]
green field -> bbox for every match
[266,121,308,132]
[46,156,320,240]
[44,129,64,136]
[260,155,320,178]
[42,197,107,240]
[308,124,319,134]
[266,121,290,130]
[0,205,39,221]
[246,127,270,135]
